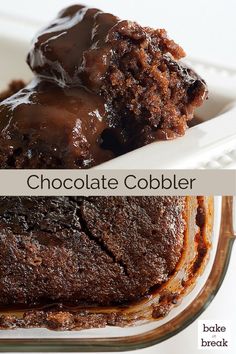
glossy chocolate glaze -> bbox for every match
[0,79,113,168]
[27,5,119,89]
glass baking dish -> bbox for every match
[0,196,235,352]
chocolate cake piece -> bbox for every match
[28,4,207,146]
[0,80,113,168]
[0,196,212,330]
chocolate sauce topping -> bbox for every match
[0,80,113,168]
[27,5,119,89]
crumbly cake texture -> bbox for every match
[0,196,211,330]
[0,4,207,168]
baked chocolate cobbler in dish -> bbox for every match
[0,4,207,168]
[0,196,212,330]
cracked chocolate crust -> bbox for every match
[0,196,212,330]
[0,196,185,306]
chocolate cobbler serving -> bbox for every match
[0,5,211,330]
[0,4,207,168]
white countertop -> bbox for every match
[0,1,235,353]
